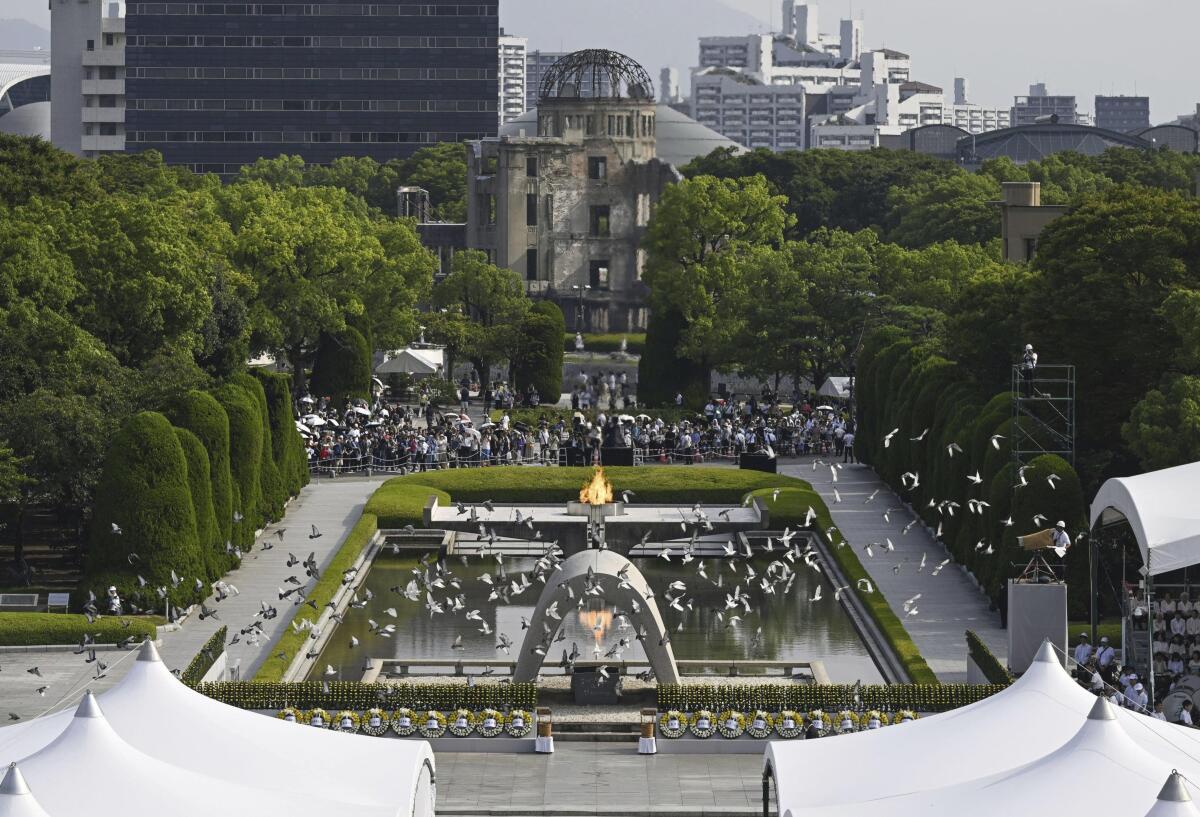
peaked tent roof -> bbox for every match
[1147,772,1200,817]
[817,377,851,399]
[376,347,445,376]
[0,641,434,814]
[1090,461,1200,575]
[0,763,50,817]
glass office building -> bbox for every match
[124,2,498,175]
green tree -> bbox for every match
[432,250,529,382]
[212,383,263,542]
[885,172,1002,247]
[1123,375,1200,471]
[252,369,307,495]
[309,327,373,406]
[86,411,205,606]
[231,373,285,523]
[173,426,222,578]
[398,143,469,222]
[513,301,565,402]
[167,390,235,552]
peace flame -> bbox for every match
[579,468,614,505]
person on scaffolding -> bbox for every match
[1020,343,1039,397]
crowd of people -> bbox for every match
[298,378,856,475]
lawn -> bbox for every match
[1068,620,1123,648]
[0,612,162,646]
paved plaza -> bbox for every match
[435,743,762,816]
[782,461,1008,681]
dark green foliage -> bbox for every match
[231,372,284,522]
[252,369,306,496]
[212,383,263,543]
[182,625,228,686]
[86,411,205,606]
[200,680,537,711]
[638,308,708,407]
[966,630,1014,683]
[173,426,222,579]
[0,613,159,646]
[658,683,1005,714]
[309,328,371,406]
[513,301,565,402]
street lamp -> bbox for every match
[571,284,591,332]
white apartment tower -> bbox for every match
[498,33,528,126]
[660,67,681,105]
[50,0,126,157]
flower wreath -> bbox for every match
[418,710,447,738]
[836,710,860,733]
[448,708,476,737]
[306,708,331,728]
[391,707,420,737]
[505,709,533,738]
[689,709,717,739]
[476,708,505,737]
[774,709,803,738]
[276,707,302,724]
[361,708,390,737]
[717,710,746,739]
[863,709,887,730]
[894,710,918,725]
[658,710,687,739]
[333,710,360,733]
[806,709,828,733]
[746,710,774,739]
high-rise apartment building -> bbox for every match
[50,0,128,157]
[1095,95,1150,133]
[498,32,527,126]
[942,76,1011,134]
[121,1,498,175]
[1011,84,1078,126]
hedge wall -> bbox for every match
[200,680,537,711]
[657,682,1005,714]
[212,382,263,544]
[231,372,285,523]
[514,300,564,402]
[637,308,707,407]
[173,427,222,580]
[182,625,228,686]
[253,369,308,496]
[966,629,1013,684]
[167,390,235,559]
[309,327,371,405]
[86,411,206,607]
[0,613,159,646]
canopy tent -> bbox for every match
[0,764,51,817]
[782,698,1200,817]
[1148,773,1200,817]
[1090,461,1200,576]
[817,377,851,400]
[0,642,435,816]
[376,348,445,377]
[767,641,1200,814]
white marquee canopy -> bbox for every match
[767,642,1200,815]
[1090,461,1200,576]
[0,641,435,817]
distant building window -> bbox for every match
[526,193,538,227]
[589,205,610,237]
[588,157,607,180]
[1024,237,1038,260]
[526,155,537,177]
[487,195,496,224]
[86,39,95,51]
[104,33,115,46]
[526,248,538,281]
[589,260,610,290]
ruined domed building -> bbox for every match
[465,49,740,333]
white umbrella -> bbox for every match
[302,415,327,427]
[636,414,651,421]
[299,395,315,404]
[815,405,835,412]
[479,421,496,429]
[351,406,371,417]
[378,408,390,417]
[618,414,635,423]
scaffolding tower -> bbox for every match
[1011,363,1076,468]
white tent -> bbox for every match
[0,642,435,816]
[1148,773,1200,817]
[782,697,1200,817]
[817,377,851,400]
[0,764,50,817]
[376,348,445,377]
[767,641,1200,814]
[1090,461,1200,575]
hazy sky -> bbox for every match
[8,0,1197,120]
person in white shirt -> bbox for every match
[1073,633,1093,667]
[1050,521,1071,557]
[1153,702,1168,721]
[1172,612,1188,637]
[1178,700,1196,727]
[1160,592,1177,617]
[1095,637,1116,668]
[1126,682,1149,711]
[1181,593,1195,615]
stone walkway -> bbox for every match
[436,743,762,816]
[780,459,1008,682]
[2,475,389,720]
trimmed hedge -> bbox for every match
[199,680,537,711]
[565,332,646,355]
[657,682,1005,714]
[253,369,308,496]
[86,411,206,606]
[754,487,938,684]
[212,382,263,544]
[253,512,380,682]
[514,301,565,402]
[966,629,1013,684]
[0,613,160,646]
[182,625,228,686]
[167,390,235,559]
[231,373,285,523]
[309,327,371,405]
[638,308,707,407]
[173,427,222,579]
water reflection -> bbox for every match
[313,554,882,682]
